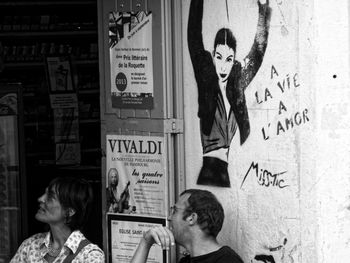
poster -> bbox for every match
[106,135,166,216]
[49,93,78,109]
[109,11,154,109]
[46,56,74,92]
[55,142,81,165]
[46,56,80,165]
[108,215,166,263]
[53,108,79,143]
[52,103,80,165]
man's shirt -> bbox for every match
[179,246,244,263]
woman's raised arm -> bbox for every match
[240,0,272,90]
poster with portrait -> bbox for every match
[109,11,154,109]
[106,134,166,217]
[108,215,166,263]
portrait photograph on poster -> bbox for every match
[107,214,167,263]
[106,134,167,217]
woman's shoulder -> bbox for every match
[84,242,103,252]
[81,242,105,261]
[14,232,48,255]
[22,232,48,244]
[72,231,104,258]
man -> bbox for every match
[106,168,121,213]
[131,189,244,263]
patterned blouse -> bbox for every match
[10,230,104,263]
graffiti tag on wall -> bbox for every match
[256,65,310,140]
[240,161,289,189]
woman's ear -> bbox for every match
[64,208,76,225]
[186,212,198,226]
[68,208,76,217]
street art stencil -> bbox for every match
[184,0,312,261]
[187,0,272,187]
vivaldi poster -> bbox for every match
[109,11,154,109]
[106,135,166,217]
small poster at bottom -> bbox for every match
[108,214,166,263]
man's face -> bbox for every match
[168,193,191,245]
[213,44,235,83]
[110,170,118,186]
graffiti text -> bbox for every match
[240,162,289,189]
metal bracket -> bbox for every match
[164,119,183,134]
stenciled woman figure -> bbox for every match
[11,177,104,263]
[188,0,271,187]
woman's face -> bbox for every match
[213,44,235,83]
[35,186,67,226]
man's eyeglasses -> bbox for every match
[169,205,186,216]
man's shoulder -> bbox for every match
[178,246,244,263]
[178,254,191,263]
[219,246,244,262]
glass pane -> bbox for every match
[0,91,21,262]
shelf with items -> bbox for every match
[24,124,55,153]
[23,118,100,127]
[78,89,99,94]
[0,1,101,164]
[0,31,97,38]
[24,127,102,167]
[4,59,98,69]
[0,2,97,33]
[0,0,102,251]
[1,41,98,64]
[0,1,96,7]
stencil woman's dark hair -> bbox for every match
[214,28,237,52]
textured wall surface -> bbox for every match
[315,0,350,262]
[182,0,350,262]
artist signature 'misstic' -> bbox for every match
[240,162,289,189]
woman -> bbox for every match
[188,0,271,187]
[11,177,104,263]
